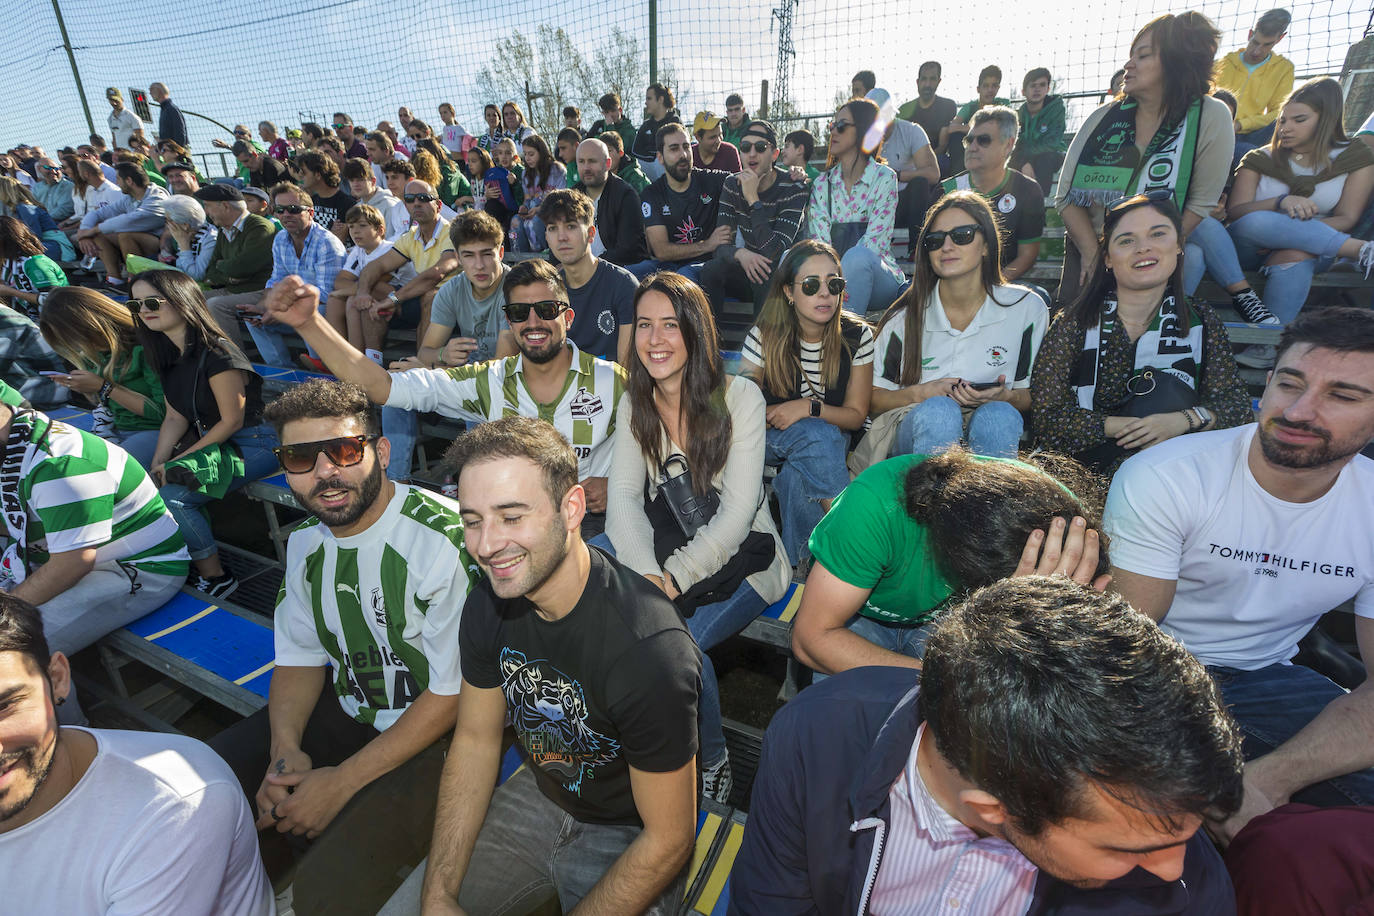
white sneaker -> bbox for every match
[1235,344,1277,369]
[702,752,733,804]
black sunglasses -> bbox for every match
[738,140,772,154]
[798,276,846,297]
[274,434,378,474]
[403,193,438,203]
[274,204,312,215]
[503,299,569,322]
[127,296,164,313]
[962,133,995,148]
[1107,188,1175,213]
[922,224,983,251]
[830,119,853,133]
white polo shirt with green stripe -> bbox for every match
[13,412,188,577]
[274,484,477,730]
[385,341,627,478]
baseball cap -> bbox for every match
[161,160,195,174]
[739,120,777,148]
[105,87,122,100]
[692,111,723,134]
[194,184,244,202]
[240,186,270,204]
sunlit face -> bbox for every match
[545,217,592,266]
[1024,76,1051,105]
[978,76,1001,103]
[635,290,689,385]
[167,169,197,195]
[1123,35,1162,96]
[364,138,387,164]
[485,106,500,130]
[439,103,455,124]
[347,218,383,249]
[494,144,516,168]
[576,143,609,189]
[458,456,572,600]
[963,122,1013,171]
[1255,343,1374,470]
[274,193,314,235]
[385,170,408,198]
[502,105,520,130]
[1002,781,1201,889]
[927,207,988,280]
[697,124,723,158]
[726,102,746,127]
[918,66,942,100]
[659,129,693,182]
[347,176,374,199]
[1276,101,1319,151]
[780,141,807,168]
[556,138,577,164]
[128,277,186,336]
[507,282,571,364]
[0,651,62,827]
[828,106,856,158]
[1102,205,1180,292]
[403,180,439,224]
[1245,28,1284,64]
[458,243,502,293]
[739,134,777,175]
[279,416,387,531]
[789,253,843,333]
[522,143,539,170]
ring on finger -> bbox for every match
[271,803,284,822]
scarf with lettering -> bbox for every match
[1238,142,1374,199]
[1075,295,1204,410]
[1065,98,1202,211]
[0,408,43,586]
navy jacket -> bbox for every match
[729,667,1237,916]
[158,98,188,147]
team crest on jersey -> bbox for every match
[987,345,1009,367]
[661,203,672,215]
[569,387,605,420]
[642,201,652,218]
[597,309,617,335]
[500,648,619,793]
[370,587,387,627]
[998,194,1016,213]
[699,193,713,205]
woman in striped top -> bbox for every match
[741,240,874,564]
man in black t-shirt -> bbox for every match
[898,61,960,178]
[628,123,731,283]
[939,106,1044,292]
[292,151,355,245]
[393,417,701,916]
[632,83,683,183]
[540,189,637,364]
[231,141,288,190]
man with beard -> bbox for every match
[628,123,731,281]
[208,379,476,908]
[731,577,1245,914]
[0,593,273,913]
[260,260,626,535]
[375,416,701,915]
[1105,306,1374,841]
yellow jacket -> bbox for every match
[1214,50,1295,133]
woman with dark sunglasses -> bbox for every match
[1031,192,1250,475]
[867,192,1046,464]
[741,240,873,564]
[605,273,789,801]
[129,269,277,597]
[806,98,904,316]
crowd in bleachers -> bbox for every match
[3,6,1374,915]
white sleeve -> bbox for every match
[384,365,486,421]
[852,325,876,368]
[1011,296,1050,390]
[605,397,663,579]
[740,326,764,372]
[107,782,272,916]
[871,318,901,390]
[417,549,473,696]
[1102,455,1193,580]
[273,547,331,667]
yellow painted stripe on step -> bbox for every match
[685,811,723,899]
[233,662,275,685]
[144,606,217,641]
[777,584,805,624]
[696,820,745,912]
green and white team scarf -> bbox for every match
[1065,98,1203,211]
[0,408,39,586]
[1075,295,1204,410]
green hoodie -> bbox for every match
[1015,95,1067,158]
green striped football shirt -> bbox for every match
[274,484,478,730]
[385,341,627,478]
[16,413,188,576]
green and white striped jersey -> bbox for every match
[12,412,188,576]
[385,341,627,478]
[275,484,478,730]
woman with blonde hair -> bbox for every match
[39,286,166,466]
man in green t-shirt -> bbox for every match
[790,452,1108,677]
[946,65,1011,176]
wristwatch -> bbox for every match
[809,397,822,418]
[385,292,400,305]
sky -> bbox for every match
[5,0,1368,177]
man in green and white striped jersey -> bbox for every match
[0,379,187,664]
[263,258,628,536]
[209,380,476,906]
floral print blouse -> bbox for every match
[807,160,903,285]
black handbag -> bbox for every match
[1076,368,1201,472]
[644,455,773,616]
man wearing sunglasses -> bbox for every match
[209,379,475,908]
[261,260,626,534]
[29,158,74,224]
[699,120,811,313]
[350,179,456,352]
[940,106,1045,285]
[628,123,731,282]
[332,112,367,160]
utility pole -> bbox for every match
[648,0,658,85]
[50,0,95,138]
[771,0,797,117]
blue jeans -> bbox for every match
[382,405,419,481]
[590,536,762,768]
[1184,215,1247,295]
[1229,211,1349,323]
[840,244,905,316]
[765,419,850,564]
[110,428,160,469]
[1232,122,1276,169]
[160,424,280,560]
[626,258,704,283]
[1210,663,1374,806]
[511,214,547,252]
[893,396,1023,459]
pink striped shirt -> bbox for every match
[867,724,1039,915]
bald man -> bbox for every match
[571,138,647,266]
[148,82,188,147]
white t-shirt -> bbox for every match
[1104,424,1374,669]
[1255,146,1349,217]
[741,324,875,398]
[883,119,932,192]
[275,484,476,729]
[0,727,273,915]
[341,238,396,277]
[872,283,1047,390]
[441,123,470,154]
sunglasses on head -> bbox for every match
[127,296,164,313]
[922,224,983,251]
[798,275,846,296]
[1106,188,1175,213]
[503,299,568,322]
[738,140,772,154]
[962,132,995,148]
[274,435,378,474]
[274,204,312,214]
[403,193,438,203]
